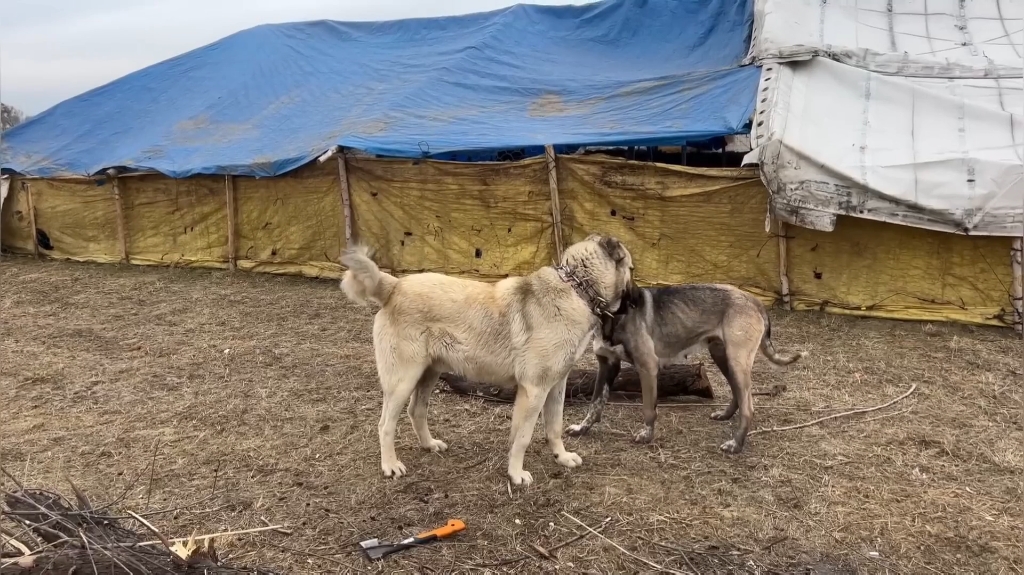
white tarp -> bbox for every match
[747,0,1024,235]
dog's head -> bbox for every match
[561,233,636,312]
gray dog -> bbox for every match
[566,284,805,453]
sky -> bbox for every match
[1,0,591,116]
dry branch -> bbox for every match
[562,512,688,575]
[748,384,917,437]
[0,475,282,575]
[440,363,713,402]
[473,516,612,568]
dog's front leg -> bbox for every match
[507,384,546,486]
[567,355,620,437]
[543,376,582,468]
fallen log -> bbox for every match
[440,363,714,402]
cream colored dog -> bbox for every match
[340,234,635,485]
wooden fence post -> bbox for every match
[23,181,39,259]
[318,146,353,260]
[1012,237,1022,337]
[225,175,237,270]
[106,169,129,263]
[778,220,792,310]
[544,144,564,262]
[336,152,353,255]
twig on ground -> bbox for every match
[93,472,142,513]
[126,510,181,563]
[562,512,688,575]
[473,516,612,568]
[0,466,25,490]
[79,531,100,575]
[748,384,917,437]
[528,542,554,560]
[848,406,913,425]
[211,460,221,497]
[1,498,224,522]
[65,475,93,511]
[134,524,286,547]
[260,517,293,535]
[0,527,33,555]
[147,442,160,510]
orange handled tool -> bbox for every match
[414,519,466,540]
[359,519,466,560]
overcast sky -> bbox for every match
[1,0,590,116]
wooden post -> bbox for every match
[778,220,792,310]
[544,144,564,262]
[224,175,237,270]
[336,151,353,257]
[23,181,39,259]
[106,169,129,263]
[1012,237,1022,337]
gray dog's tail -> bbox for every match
[340,245,398,307]
[760,313,807,366]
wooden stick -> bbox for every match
[747,384,917,436]
[107,170,128,263]
[0,527,33,556]
[23,182,39,259]
[778,219,792,310]
[336,150,353,258]
[126,511,178,560]
[545,145,564,262]
[1012,237,1022,338]
[225,175,237,271]
[134,525,285,548]
[561,512,687,575]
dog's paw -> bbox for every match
[710,409,734,421]
[555,451,583,468]
[565,423,590,437]
[422,439,448,453]
[633,426,654,444]
[508,469,534,486]
[381,459,408,478]
[719,439,744,454]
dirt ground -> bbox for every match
[1,258,1021,574]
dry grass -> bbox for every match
[1,258,1021,574]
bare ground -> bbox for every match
[1,258,1021,574]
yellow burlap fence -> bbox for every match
[1,155,1013,327]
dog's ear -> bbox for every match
[598,235,628,263]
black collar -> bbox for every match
[553,263,614,318]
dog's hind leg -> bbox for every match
[708,339,738,422]
[719,343,757,454]
[566,356,620,437]
[378,364,424,478]
[407,367,447,453]
[507,383,547,486]
[543,376,582,469]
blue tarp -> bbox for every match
[0,0,759,178]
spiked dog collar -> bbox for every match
[553,263,614,318]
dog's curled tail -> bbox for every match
[760,316,807,366]
[340,245,397,307]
